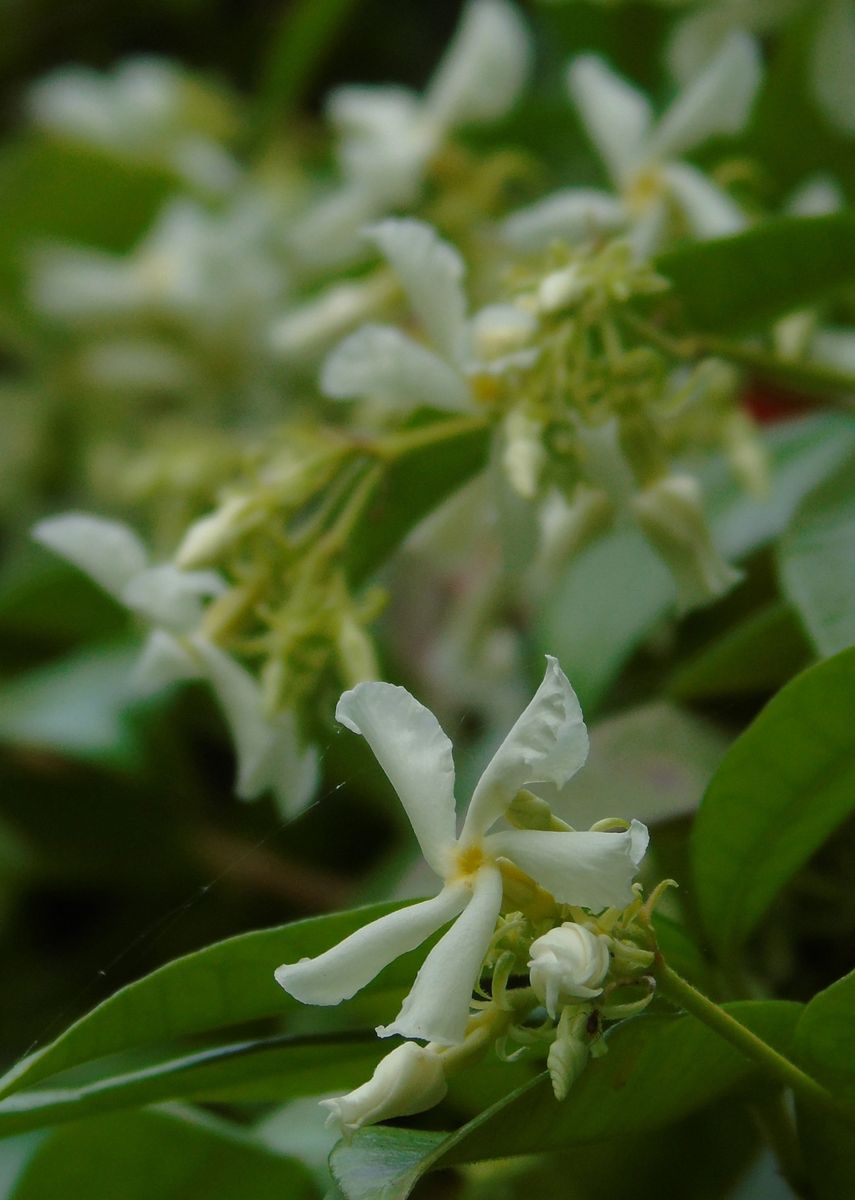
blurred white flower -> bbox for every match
[31,512,317,816]
[275,657,647,1045]
[321,217,537,413]
[320,1042,447,1138]
[26,56,240,193]
[503,33,761,255]
[289,0,532,271]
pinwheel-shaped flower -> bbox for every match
[290,0,531,272]
[503,32,761,256]
[321,217,537,414]
[32,512,317,815]
[275,658,647,1045]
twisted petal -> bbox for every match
[566,56,652,188]
[192,637,317,815]
[32,512,148,600]
[650,32,761,161]
[664,163,746,240]
[275,884,468,1005]
[131,630,200,698]
[461,656,588,842]
[378,865,503,1045]
[365,219,467,363]
[321,324,470,411]
[336,682,457,875]
[122,564,225,633]
[501,188,626,252]
[486,820,649,910]
[424,0,532,130]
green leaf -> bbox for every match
[346,422,489,586]
[0,900,417,1099]
[793,969,855,1105]
[0,1032,384,1137]
[331,1001,802,1200]
[539,413,854,710]
[669,602,812,701]
[778,454,855,657]
[8,1106,315,1200]
[692,648,855,960]
[656,213,855,334]
[0,640,145,768]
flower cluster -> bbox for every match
[276,658,659,1135]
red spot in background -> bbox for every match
[743,382,811,424]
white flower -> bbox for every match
[502,33,761,255]
[528,923,611,1018]
[321,218,537,414]
[31,512,317,816]
[319,1042,447,1138]
[289,0,531,271]
[275,657,648,1045]
[26,57,239,193]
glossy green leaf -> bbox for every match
[778,454,855,657]
[0,900,415,1099]
[331,1001,802,1200]
[692,648,855,959]
[669,602,812,701]
[8,1106,314,1200]
[346,422,489,586]
[656,213,855,334]
[0,1032,384,1136]
[539,413,854,710]
[0,640,144,767]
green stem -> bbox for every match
[654,960,855,1130]
[372,414,489,462]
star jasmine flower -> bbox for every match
[275,657,648,1046]
[502,32,761,256]
[320,1042,448,1138]
[289,0,532,272]
[26,57,240,194]
[31,512,317,816]
[321,217,538,414]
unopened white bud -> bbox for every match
[175,495,258,568]
[537,264,587,315]
[632,474,742,613]
[503,407,545,499]
[528,923,610,1018]
[319,1042,447,1139]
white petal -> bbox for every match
[650,32,761,160]
[130,630,200,697]
[191,637,316,814]
[626,197,670,260]
[275,885,468,1005]
[461,656,588,842]
[32,512,148,599]
[785,174,844,217]
[365,219,467,363]
[486,820,649,910]
[336,681,458,875]
[424,0,532,130]
[566,56,653,188]
[122,564,225,633]
[501,188,626,252]
[378,865,502,1045]
[321,324,471,412]
[664,163,746,239]
[328,85,427,202]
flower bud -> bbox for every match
[632,473,742,613]
[319,1042,448,1139]
[176,495,259,568]
[528,923,610,1018]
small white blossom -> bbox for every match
[275,657,647,1045]
[503,33,761,256]
[26,57,240,193]
[289,0,532,271]
[528,922,611,1018]
[321,218,537,414]
[31,512,317,816]
[319,1042,447,1138]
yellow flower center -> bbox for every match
[625,166,665,215]
[455,843,486,879]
